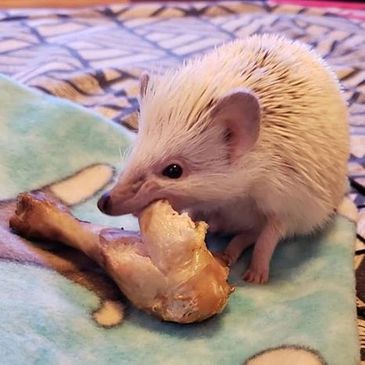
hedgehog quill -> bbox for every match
[98,34,349,284]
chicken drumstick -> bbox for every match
[9,192,232,323]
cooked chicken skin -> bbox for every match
[9,193,232,323]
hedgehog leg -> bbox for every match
[216,230,258,267]
[243,217,283,284]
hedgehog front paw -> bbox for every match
[213,251,235,267]
[242,261,269,284]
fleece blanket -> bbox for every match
[0,0,364,364]
[0,62,360,365]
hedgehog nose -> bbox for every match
[97,192,111,213]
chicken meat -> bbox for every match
[9,192,232,323]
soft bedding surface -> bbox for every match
[0,0,364,364]
[0,68,360,365]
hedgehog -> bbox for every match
[98,33,349,284]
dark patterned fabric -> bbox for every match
[0,0,364,361]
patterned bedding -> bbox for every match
[0,0,364,363]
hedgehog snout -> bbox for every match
[97,192,112,214]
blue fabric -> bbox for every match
[0,74,359,365]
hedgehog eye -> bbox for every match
[162,164,183,179]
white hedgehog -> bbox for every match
[98,34,349,284]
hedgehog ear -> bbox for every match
[139,72,150,99]
[212,89,261,162]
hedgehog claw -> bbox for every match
[242,264,269,284]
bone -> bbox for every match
[10,192,232,323]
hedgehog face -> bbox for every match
[97,73,261,217]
